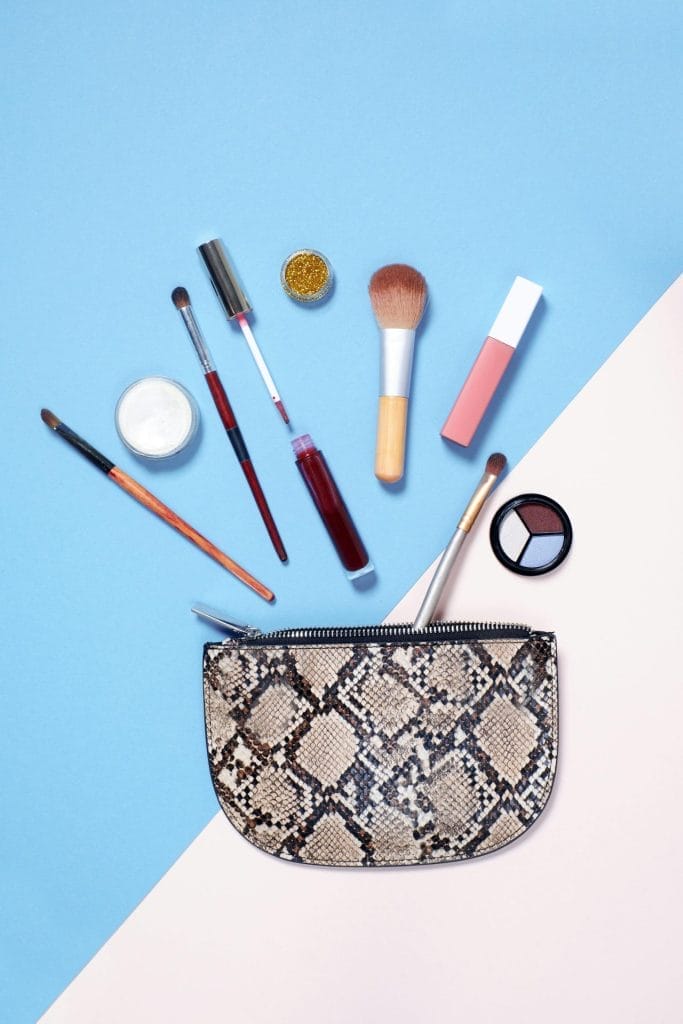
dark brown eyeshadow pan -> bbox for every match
[517,501,563,534]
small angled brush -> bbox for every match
[40,409,274,602]
[413,453,507,628]
[369,264,428,483]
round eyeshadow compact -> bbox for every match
[490,494,572,576]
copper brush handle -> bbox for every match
[41,409,274,602]
[109,468,274,601]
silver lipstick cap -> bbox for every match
[198,238,252,320]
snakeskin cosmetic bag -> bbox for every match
[203,620,558,867]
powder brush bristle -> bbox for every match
[171,286,191,309]
[368,264,428,329]
[486,452,507,477]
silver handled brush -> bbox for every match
[413,453,507,629]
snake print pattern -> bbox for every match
[204,634,558,866]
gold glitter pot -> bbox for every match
[281,249,333,303]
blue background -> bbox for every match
[2,1,681,1019]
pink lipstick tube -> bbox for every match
[441,276,542,447]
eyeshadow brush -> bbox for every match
[40,409,274,602]
[413,453,506,628]
[171,287,287,562]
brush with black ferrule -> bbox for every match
[171,287,287,562]
[40,409,274,601]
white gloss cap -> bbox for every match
[488,276,543,349]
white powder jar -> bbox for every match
[115,377,199,459]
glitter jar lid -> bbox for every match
[281,249,333,304]
[115,376,199,460]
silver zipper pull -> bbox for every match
[191,604,262,639]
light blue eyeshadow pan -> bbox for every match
[519,533,565,568]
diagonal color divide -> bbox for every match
[41,277,683,1023]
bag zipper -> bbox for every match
[247,621,533,646]
[194,607,534,645]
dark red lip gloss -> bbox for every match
[292,434,372,578]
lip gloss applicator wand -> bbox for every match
[171,286,287,562]
[198,238,290,425]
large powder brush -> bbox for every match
[369,264,428,483]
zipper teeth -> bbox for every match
[240,621,531,644]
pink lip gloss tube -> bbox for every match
[441,276,542,447]
[292,434,373,579]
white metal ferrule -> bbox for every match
[380,328,416,397]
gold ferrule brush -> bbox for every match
[458,471,500,533]
[413,453,507,629]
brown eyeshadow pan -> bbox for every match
[517,501,563,534]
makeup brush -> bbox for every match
[171,287,287,562]
[369,264,428,483]
[413,452,506,628]
[198,239,290,424]
[40,409,274,602]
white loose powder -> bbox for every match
[116,377,197,458]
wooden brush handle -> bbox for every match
[375,395,408,483]
[109,467,274,602]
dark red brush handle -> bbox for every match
[205,371,287,562]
